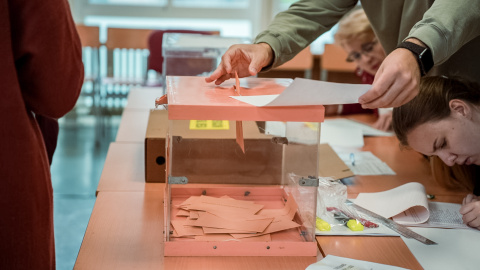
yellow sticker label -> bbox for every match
[304,122,319,131]
[189,120,230,130]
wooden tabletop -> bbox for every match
[75,191,318,270]
[77,90,469,269]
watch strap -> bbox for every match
[397,41,434,76]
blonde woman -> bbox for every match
[329,9,392,131]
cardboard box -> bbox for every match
[145,109,169,183]
[145,109,352,183]
[145,110,282,183]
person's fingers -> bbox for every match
[465,194,476,204]
[248,55,265,76]
[468,216,480,228]
[359,70,394,108]
[214,73,233,85]
[460,203,473,215]
[383,80,417,108]
[362,75,403,109]
[222,52,233,74]
[205,64,227,83]
[463,196,468,205]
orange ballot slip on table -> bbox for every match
[162,76,324,256]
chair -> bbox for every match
[99,27,154,111]
[320,43,357,82]
[92,27,154,142]
[274,46,314,79]
[147,29,220,86]
[75,24,101,117]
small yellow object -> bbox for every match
[316,217,331,231]
[347,219,364,231]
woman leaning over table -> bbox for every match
[392,76,480,230]
[326,8,392,131]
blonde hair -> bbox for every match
[334,9,375,47]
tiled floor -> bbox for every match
[51,114,120,270]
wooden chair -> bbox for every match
[94,28,153,141]
[274,46,314,79]
[99,27,154,109]
[320,43,357,82]
[75,25,101,115]
[103,28,154,86]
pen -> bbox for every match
[350,153,355,166]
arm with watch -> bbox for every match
[359,0,480,109]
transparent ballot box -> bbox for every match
[162,33,250,80]
[163,76,324,256]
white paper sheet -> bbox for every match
[320,124,364,148]
[306,255,410,270]
[264,121,364,147]
[354,182,429,223]
[401,227,480,270]
[337,151,396,175]
[324,118,394,137]
[231,78,371,106]
[400,202,470,229]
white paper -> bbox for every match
[320,124,364,149]
[401,227,480,270]
[264,121,364,147]
[401,202,470,229]
[354,182,429,222]
[306,255,409,270]
[231,78,371,107]
[324,118,394,137]
[337,151,396,175]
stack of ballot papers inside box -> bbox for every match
[170,195,302,241]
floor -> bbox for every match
[51,113,120,270]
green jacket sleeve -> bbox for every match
[254,0,358,69]
[407,0,480,65]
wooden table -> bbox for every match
[314,115,468,270]
[75,89,469,269]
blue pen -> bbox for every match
[349,153,355,166]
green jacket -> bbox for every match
[255,0,480,82]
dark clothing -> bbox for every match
[473,165,480,196]
[0,0,83,268]
[341,69,376,116]
[35,115,59,165]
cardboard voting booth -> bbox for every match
[161,76,324,256]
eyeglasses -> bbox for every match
[346,39,378,62]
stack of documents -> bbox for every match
[171,195,301,241]
[354,182,470,229]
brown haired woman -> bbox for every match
[392,76,480,229]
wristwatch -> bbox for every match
[397,41,434,76]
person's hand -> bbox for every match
[460,194,480,230]
[463,193,479,205]
[359,41,422,109]
[205,43,274,85]
[372,111,392,131]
